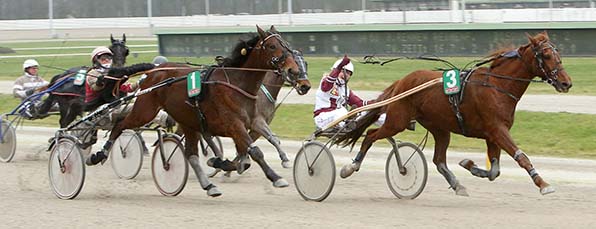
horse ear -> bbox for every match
[526,32,538,47]
[122,34,126,43]
[269,25,279,34]
[110,34,115,43]
[257,25,267,39]
[541,30,550,40]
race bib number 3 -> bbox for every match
[187,71,201,98]
[442,69,461,95]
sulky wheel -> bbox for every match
[293,141,336,202]
[0,121,17,163]
[151,135,188,196]
[110,130,144,180]
[385,141,428,199]
[48,137,86,199]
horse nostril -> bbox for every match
[562,82,572,89]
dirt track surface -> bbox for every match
[1,126,595,228]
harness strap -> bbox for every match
[50,92,84,97]
[260,84,276,103]
[203,81,258,100]
[185,99,208,134]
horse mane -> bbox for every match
[486,32,549,68]
[221,33,262,67]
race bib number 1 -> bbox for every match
[442,69,461,95]
[187,71,201,98]
[73,69,87,86]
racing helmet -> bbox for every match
[22,59,39,70]
[332,58,354,73]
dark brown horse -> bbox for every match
[336,32,572,196]
[91,26,300,197]
[35,34,130,127]
[248,49,311,168]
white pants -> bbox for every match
[314,107,386,129]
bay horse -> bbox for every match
[36,34,129,127]
[178,49,309,174]
[335,31,572,196]
[93,26,301,197]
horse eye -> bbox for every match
[543,54,552,59]
[269,44,276,50]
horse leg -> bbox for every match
[459,140,501,181]
[201,133,226,177]
[250,118,290,168]
[490,127,554,195]
[58,100,71,128]
[340,115,410,179]
[431,129,468,196]
[86,101,158,166]
[230,127,288,187]
[184,129,222,197]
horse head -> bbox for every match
[251,25,300,79]
[260,26,310,95]
[109,34,129,68]
[288,49,311,95]
[524,31,572,93]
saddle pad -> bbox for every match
[187,71,202,98]
[73,69,87,86]
[442,69,461,95]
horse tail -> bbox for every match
[334,80,402,149]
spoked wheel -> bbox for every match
[293,141,336,202]
[0,121,17,163]
[48,137,85,199]
[385,141,428,199]
[110,130,144,179]
[198,136,223,177]
[152,135,188,196]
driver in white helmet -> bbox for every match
[13,59,49,101]
[313,55,385,130]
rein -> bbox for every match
[203,81,258,100]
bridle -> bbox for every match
[530,40,563,87]
[258,33,293,71]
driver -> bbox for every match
[313,55,385,130]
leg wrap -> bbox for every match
[203,183,215,191]
[354,152,364,163]
[528,168,539,179]
[437,163,458,189]
[247,145,263,159]
[513,149,526,161]
[102,140,114,156]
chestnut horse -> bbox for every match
[91,26,300,197]
[336,32,572,196]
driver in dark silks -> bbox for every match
[84,50,173,166]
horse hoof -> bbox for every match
[281,160,292,169]
[236,162,251,175]
[224,171,232,177]
[273,178,289,188]
[540,186,555,195]
[458,159,474,169]
[340,164,357,179]
[208,168,221,178]
[207,186,222,197]
[455,184,469,197]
